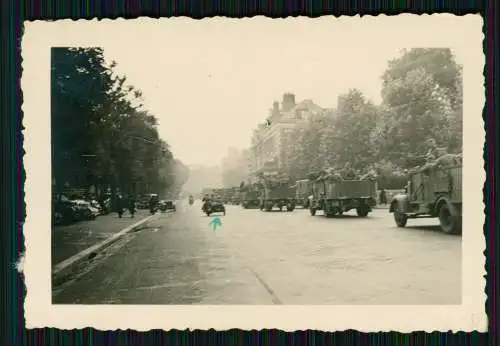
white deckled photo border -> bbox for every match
[22,14,486,332]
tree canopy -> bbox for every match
[283,48,463,189]
[51,47,188,199]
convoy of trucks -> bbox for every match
[198,153,462,235]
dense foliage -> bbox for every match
[286,48,463,189]
[51,47,188,199]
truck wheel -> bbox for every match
[309,207,316,216]
[356,206,369,217]
[393,210,407,227]
[439,203,461,234]
[287,204,295,212]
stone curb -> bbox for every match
[52,214,155,277]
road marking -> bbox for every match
[250,269,283,305]
[53,214,155,275]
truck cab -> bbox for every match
[389,154,462,234]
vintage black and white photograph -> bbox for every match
[23,15,485,331]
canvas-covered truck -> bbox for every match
[259,182,296,211]
[240,184,261,209]
[257,172,295,212]
[389,153,462,234]
[230,187,241,205]
[294,179,313,208]
[309,169,377,217]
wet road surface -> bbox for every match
[52,201,461,305]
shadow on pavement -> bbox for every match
[404,225,462,236]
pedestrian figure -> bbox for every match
[379,189,387,205]
[149,194,159,214]
[128,194,136,218]
[116,194,124,218]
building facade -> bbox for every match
[220,147,254,187]
[248,93,326,180]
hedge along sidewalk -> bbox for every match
[52,210,153,271]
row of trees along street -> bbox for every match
[51,47,189,200]
[285,48,463,189]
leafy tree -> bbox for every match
[51,47,188,200]
[380,48,463,166]
[330,89,378,170]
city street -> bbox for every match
[52,201,461,305]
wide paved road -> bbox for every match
[53,201,461,305]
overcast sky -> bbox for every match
[100,15,473,166]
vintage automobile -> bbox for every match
[202,199,226,216]
[72,200,100,220]
[52,199,79,225]
[389,153,462,234]
[159,200,177,212]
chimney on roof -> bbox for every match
[272,101,280,116]
[281,93,296,112]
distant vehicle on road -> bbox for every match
[240,184,261,209]
[389,153,462,234]
[294,179,313,208]
[309,173,377,217]
[188,195,194,205]
[159,200,176,212]
[258,173,296,212]
[202,198,226,216]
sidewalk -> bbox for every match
[51,210,150,266]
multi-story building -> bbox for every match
[220,147,254,187]
[248,93,326,179]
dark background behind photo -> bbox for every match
[1,0,496,345]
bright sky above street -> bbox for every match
[101,15,471,166]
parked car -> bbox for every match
[159,200,176,212]
[72,200,100,220]
[52,200,79,225]
[136,198,149,210]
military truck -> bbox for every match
[389,153,462,234]
[240,184,261,209]
[258,173,295,212]
[230,187,241,205]
[294,179,313,208]
[309,171,377,217]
